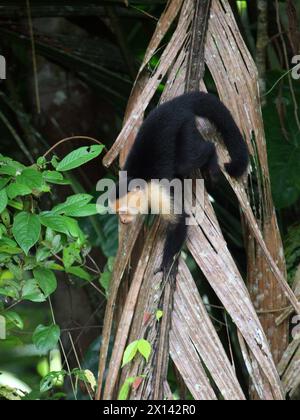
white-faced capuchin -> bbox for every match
[109,92,249,274]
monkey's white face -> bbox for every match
[109,188,148,225]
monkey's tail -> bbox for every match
[191,92,249,178]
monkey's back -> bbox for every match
[123,96,195,180]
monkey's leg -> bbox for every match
[176,120,219,177]
[156,213,188,275]
[202,149,222,180]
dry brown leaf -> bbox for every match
[171,261,246,400]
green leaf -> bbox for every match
[118,377,136,401]
[40,371,67,393]
[66,204,98,217]
[12,212,41,255]
[6,183,32,199]
[0,178,9,191]
[82,370,97,391]
[42,171,70,185]
[8,199,23,211]
[0,238,21,255]
[137,339,152,362]
[108,257,115,272]
[0,189,8,214]
[0,245,22,255]
[56,145,104,172]
[22,279,46,302]
[63,243,81,269]
[33,268,57,298]
[46,263,64,272]
[36,247,51,262]
[66,266,91,281]
[33,325,60,353]
[122,341,139,367]
[156,310,164,322]
[37,156,47,168]
[52,194,93,215]
[0,161,24,176]
[100,271,112,294]
[0,287,18,299]
[64,217,85,240]
[5,312,24,330]
[0,269,14,283]
[39,214,70,235]
[16,168,43,190]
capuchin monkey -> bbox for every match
[109,92,249,274]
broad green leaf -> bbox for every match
[51,235,62,253]
[16,168,43,190]
[52,194,93,215]
[118,377,136,401]
[46,263,64,272]
[36,247,51,262]
[0,245,22,255]
[39,214,70,235]
[0,161,24,176]
[0,237,14,248]
[12,212,41,255]
[0,189,8,214]
[22,279,46,302]
[40,214,83,239]
[66,204,98,217]
[0,178,9,191]
[33,324,60,353]
[64,217,85,240]
[0,238,20,253]
[0,287,18,299]
[5,312,24,330]
[6,183,32,199]
[40,371,66,393]
[8,199,23,211]
[66,266,91,281]
[63,243,81,269]
[56,145,104,172]
[33,268,57,297]
[0,269,14,283]
[137,339,152,362]
[42,171,70,185]
[122,341,139,367]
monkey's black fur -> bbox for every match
[118,92,249,273]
